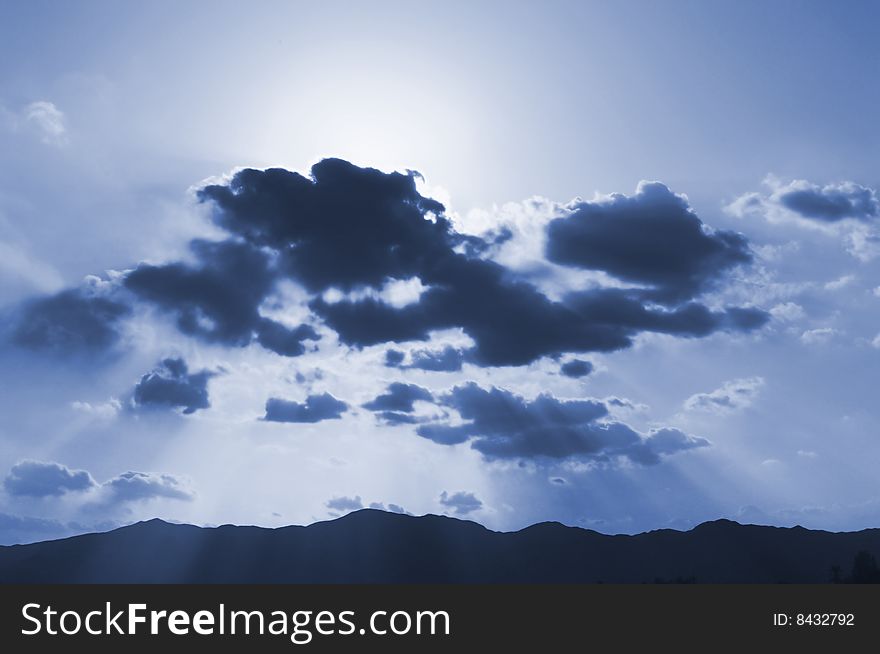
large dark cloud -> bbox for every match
[417,383,708,464]
[778,181,879,223]
[3,460,96,498]
[197,159,452,292]
[10,288,130,354]
[546,182,752,303]
[132,357,215,414]
[263,393,348,423]
[15,160,764,367]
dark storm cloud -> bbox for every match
[103,471,194,502]
[439,490,482,515]
[10,288,130,354]
[778,181,879,223]
[132,357,215,414]
[560,359,593,378]
[417,383,708,463]
[363,382,433,413]
[546,182,753,303]
[3,460,96,497]
[263,393,348,423]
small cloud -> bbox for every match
[23,100,67,146]
[326,495,363,514]
[824,275,856,291]
[70,398,122,419]
[797,450,818,459]
[366,501,409,514]
[3,460,96,498]
[363,382,433,413]
[549,477,567,485]
[871,333,880,349]
[683,377,765,414]
[263,393,348,423]
[384,349,405,367]
[132,358,215,415]
[560,359,593,378]
[769,302,805,322]
[801,327,838,345]
[102,471,194,503]
[728,177,880,260]
[439,490,483,515]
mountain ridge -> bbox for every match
[1,509,878,583]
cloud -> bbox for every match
[132,357,215,414]
[193,160,765,366]
[363,382,433,412]
[801,327,838,345]
[197,159,450,292]
[326,495,363,513]
[769,302,805,322]
[728,177,880,260]
[417,383,708,464]
[9,287,130,355]
[125,239,316,356]
[363,382,435,425]
[18,159,766,368]
[560,359,593,378]
[384,349,406,366]
[3,460,96,498]
[70,398,122,419]
[546,181,753,303]
[103,471,194,502]
[367,501,409,514]
[23,101,67,146]
[683,377,765,414]
[254,320,320,357]
[777,181,878,223]
[439,490,482,515]
[407,345,467,372]
[263,393,348,423]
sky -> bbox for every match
[0,0,878,544]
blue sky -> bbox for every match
[0,0,878,543]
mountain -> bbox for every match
[0,509,878,583]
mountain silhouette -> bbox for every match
[1,509,878,583]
